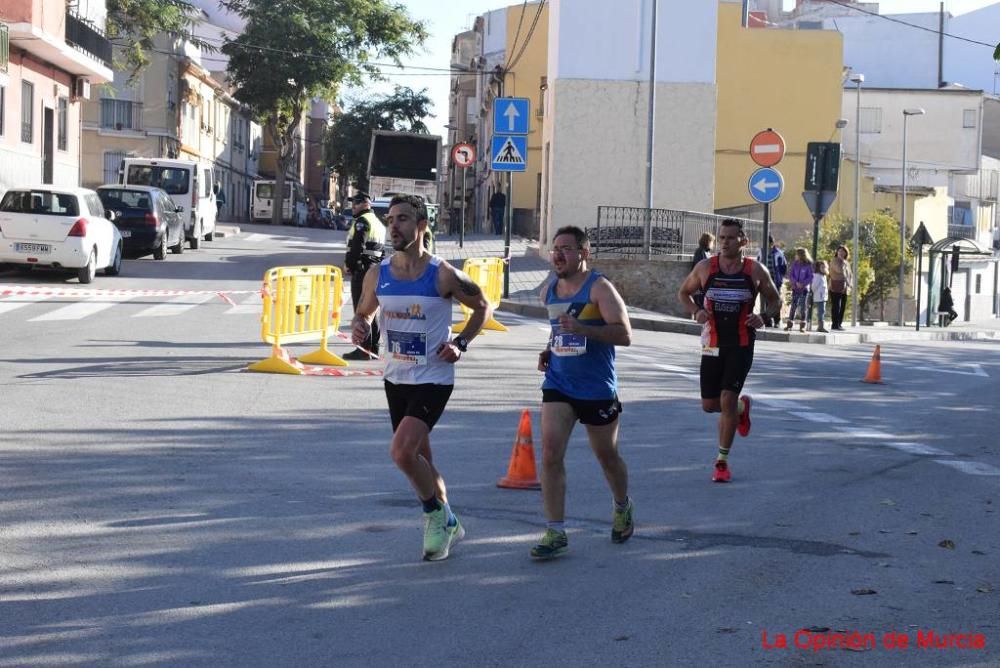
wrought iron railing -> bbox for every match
[947,223,977,241]
[592,206,762,258]
[65,12,112,68]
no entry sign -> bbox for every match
[750,129,785,167]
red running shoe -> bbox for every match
[712,460,731,483]
[737,395,752,437]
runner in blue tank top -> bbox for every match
[351,195,491,562]
[531,226,635,560]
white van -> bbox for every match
[252,179,307,226]
[119,158,216,249]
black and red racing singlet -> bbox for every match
[703,256,758,348]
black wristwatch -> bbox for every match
[452,336,469,353]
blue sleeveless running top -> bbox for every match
[376,256,454,385]
[542,271,616,399]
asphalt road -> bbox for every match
[1,225,998,667]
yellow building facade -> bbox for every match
[715,1,844,243]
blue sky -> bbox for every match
[356,0,999,139]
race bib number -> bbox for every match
[699,322,718,356]
[387,329,427,365]
[552,330,587,357]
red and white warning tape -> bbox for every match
[0,284,260,304]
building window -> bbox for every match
[103,150,132,184]
[101,98,142,130]
[976,274,982,293]
[21,80,33,143]
[0,86,5,136]
[859,107,881,134]
[963,109,977,128]
[57,97,68,150]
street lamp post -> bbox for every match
[899,108,925,326]
[849,73,864,326]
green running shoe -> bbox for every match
[611,498,634,543]
[423,508,464,561]
[530,528,568,560]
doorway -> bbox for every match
[42,107,54,184]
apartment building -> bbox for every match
[0,0,112,195]
[80,39,261,223]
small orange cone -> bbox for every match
[498,409,542,490]
[861,344,883,384]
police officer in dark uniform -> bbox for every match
[343,192,386,360]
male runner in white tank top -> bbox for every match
[351,195,491,561]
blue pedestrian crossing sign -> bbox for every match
[748,167,784,204]
[491,135,527,172]
[493,97,530,135]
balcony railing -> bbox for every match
[65,12,112,68]
[100,99,143,131]
[593,206,762,258]
[947,223,977,241]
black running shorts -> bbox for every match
[700,345,754,399]
[542,388,622,426]
[384,381,454,432]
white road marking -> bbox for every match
[885,442,953,456]
[787,411,848,424]
[906,364,988,378]
[655,363,699,381]
[0,294,53,315]
[243,233,268,242]
[30,294,133,321]
[226,293,264,315]
[934,460,1000,476]
[132,293,216,317]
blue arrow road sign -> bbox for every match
[493,97,530,135]
[748,167,784,204]
[491,135,527,172]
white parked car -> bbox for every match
[0,186,123,283]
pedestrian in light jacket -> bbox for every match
[811,260,829,333]
[785,248,814,333]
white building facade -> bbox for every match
[541,0,718,245]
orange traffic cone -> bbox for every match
[498,409,542,490]
[861,344,883,384]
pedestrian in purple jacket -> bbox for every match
[784,248,814,333]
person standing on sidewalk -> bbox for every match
[784,248,814,333]
[812,260,830,333]
[531,225,635,560]
[489,189,506,235]
[828,245,853,330]
[351,194,490,561]
[757,236,787,327]
[343,192,385,361]
[678,218,781,483]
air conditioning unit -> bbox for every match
[72,77,91,101]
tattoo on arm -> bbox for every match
[456,272,482,297]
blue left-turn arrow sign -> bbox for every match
[748,167,784,204]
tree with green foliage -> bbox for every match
[106,0,211,82]
[805,210,909,321]
[325,86,434,192]
[221,0,426,225]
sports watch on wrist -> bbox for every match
[452,336,469,352]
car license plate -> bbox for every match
[120,230,132,238]
[15,242,51,254]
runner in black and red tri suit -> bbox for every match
[678,218,781,483]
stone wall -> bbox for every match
[590,258,693,317]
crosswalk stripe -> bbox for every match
[132,293,216,317]
[0,294,53,315]
[30,294,134,321]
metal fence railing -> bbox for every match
[65,12,112,68]
[591,206,763,259]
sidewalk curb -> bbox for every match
[497,299,1000,345]
[214,224,241,238]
